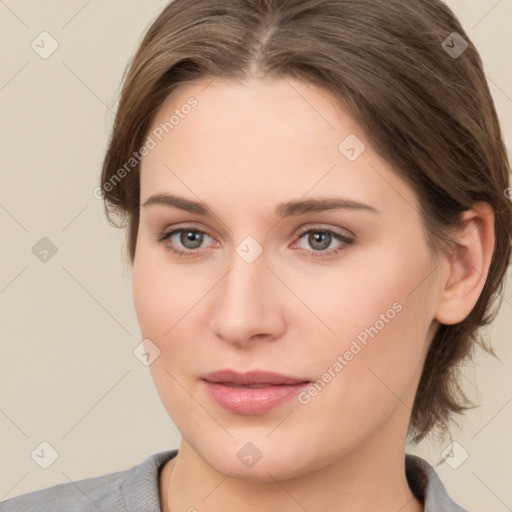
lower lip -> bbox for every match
[203,381,310,415]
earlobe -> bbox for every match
[434,202,495,326]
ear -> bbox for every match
[434,201,496,325]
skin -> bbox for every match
[132,76,495,512]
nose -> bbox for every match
[209,249,286,348]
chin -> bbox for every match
[189,434,323,483]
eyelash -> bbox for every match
[155,225,355,260]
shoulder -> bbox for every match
[0,449,178,512]
[0,468,126,512]
[405,454,470,512]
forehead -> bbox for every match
[139,76,418,220]
[148,76,359,150]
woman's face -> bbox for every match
[133,76,445,480]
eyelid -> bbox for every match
[157,222,216,240]
[158,220,353,237]
[292,223,354,240]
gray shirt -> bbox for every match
[0,450,469,511]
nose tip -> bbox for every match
[208,259,285,348]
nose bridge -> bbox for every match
[218,245,269,320]
[209,241,283,345]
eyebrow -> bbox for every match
[142,193,380,218]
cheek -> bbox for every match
[304,242,433,402]
[132,248,202,425]
[132,243,215,383]
[309,244,431,348]
[132,242,206,340]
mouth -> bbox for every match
[200,369,311,415]
[201,369,310,386]
[220,383,280,388]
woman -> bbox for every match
[2,0,510,511]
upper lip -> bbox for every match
[201,369,310,386]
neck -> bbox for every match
[159,415,424,512]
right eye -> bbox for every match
[156,227,216,258]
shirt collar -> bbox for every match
[406,454,469,511]
[122,450,468,512]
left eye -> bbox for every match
[295,228,352,253]
[292,228,354,258]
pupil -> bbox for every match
[182,230,203,249]
[310,232,330,250]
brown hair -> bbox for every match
[101,0,512,443]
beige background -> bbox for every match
[1,0,511,509]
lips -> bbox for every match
[201,369,311,414]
